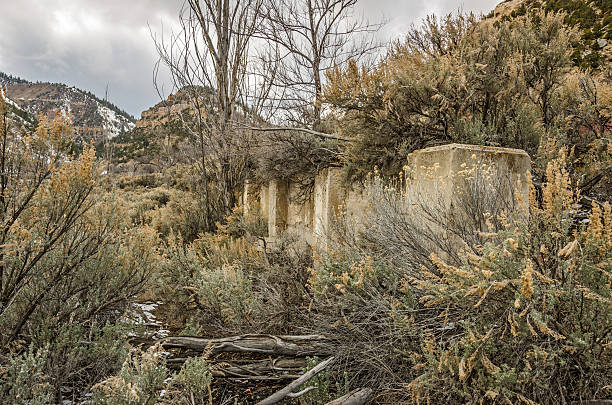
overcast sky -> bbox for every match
[0,0,499,117]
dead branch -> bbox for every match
[325,388,373,405]
[287,386,317,398]
[161,334,331,356]
[239,123,351,142]
[579,165,611,194]
[255,356,336,405]
[167,356,306,380]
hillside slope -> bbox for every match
[103,89,193,168]
[0,72,135,142]
[0,88,36,131]
[492,0,612,68]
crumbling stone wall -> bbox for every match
[242,144,531,250]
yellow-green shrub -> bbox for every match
[406,149,611,404]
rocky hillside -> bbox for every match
[136,90,193,131]
[0,88,37,131]
[491,0,612,69]
[0,72,135,142]
[102,90,194,168]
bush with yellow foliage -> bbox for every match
[0,97,160,402]
[324,10,612,197]
[405,148,611,403]
[307,148,610,403]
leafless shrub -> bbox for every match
[253,130,340,200]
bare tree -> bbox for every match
[258,0,383,130]
[153,0,264,228]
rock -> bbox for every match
[493,0,525,18]
[597,38,608,49]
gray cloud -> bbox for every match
[360,0,499,41]
[0,0,181,116]
[0,0,499,117]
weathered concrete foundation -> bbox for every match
[405,144,530,213]
[242,144,531,252]
[267,180,288,238]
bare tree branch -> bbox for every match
[238,123,351,141]
[258,0,385,129]
[255,356,337,405]
[152,0,265,228]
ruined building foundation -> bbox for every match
[242,144,531,251]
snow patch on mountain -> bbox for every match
[97,102,135,138]
[0,88,19,109]
[0,89,34,126]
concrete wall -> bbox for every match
[241,143,531,251]
[287,181,315,245]
[313,168,344,241]
[405,143,530,218]
[267,180,289,238]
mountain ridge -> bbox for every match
[0,71,136,142]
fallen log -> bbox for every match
[325,388,373,405]
[161,334,331,357]
[166,356,306,380]
[255,356,336,405]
